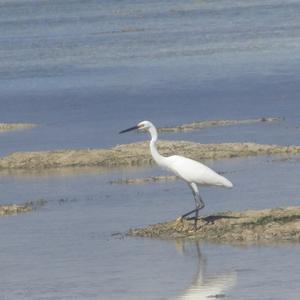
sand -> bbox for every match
[127,206,300,244]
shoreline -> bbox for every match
[0,140,300,170]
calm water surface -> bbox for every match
[0,0,300,299]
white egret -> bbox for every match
[119,120,233,229]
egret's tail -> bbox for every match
[220,176,233,188]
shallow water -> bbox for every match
[0,0,300,155]
[1,157,300,299]
[0,0,300,299]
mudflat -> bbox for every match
[1,140,300,170]
[127,206,300,244]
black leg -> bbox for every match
[181,183,205,230]
[181,207,198,219]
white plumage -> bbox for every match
[165,155,233,188]
[119,120,233,228]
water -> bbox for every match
[0,0,300,299]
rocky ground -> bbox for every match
[127,206,300,244]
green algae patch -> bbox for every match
[127,206,300,244]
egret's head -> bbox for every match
[137,120,153,130]
[119,120,154,134]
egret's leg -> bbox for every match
[194,196,205,229]
[181,183,205,229]
[181,207,198,219]
[192,184,205,229]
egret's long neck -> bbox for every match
[148,126,167,167]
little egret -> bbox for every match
[119,120,233,229]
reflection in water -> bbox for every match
[174,241,236,300]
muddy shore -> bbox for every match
[0,123,36,132]
[1,140,300,170]
[127,206,300,244]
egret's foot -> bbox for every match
[193,221,199,231]
[180,214,196,221]
[176,216,183,222]
[193,223,201,231]
[178,215,195,221]
[194,217,209,231]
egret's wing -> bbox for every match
[166,155,232,187]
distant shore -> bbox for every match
[127,206,300,244]
[157,117,281,132]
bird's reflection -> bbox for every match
[174,241,236,300]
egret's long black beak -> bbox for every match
[119,125,139,134]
